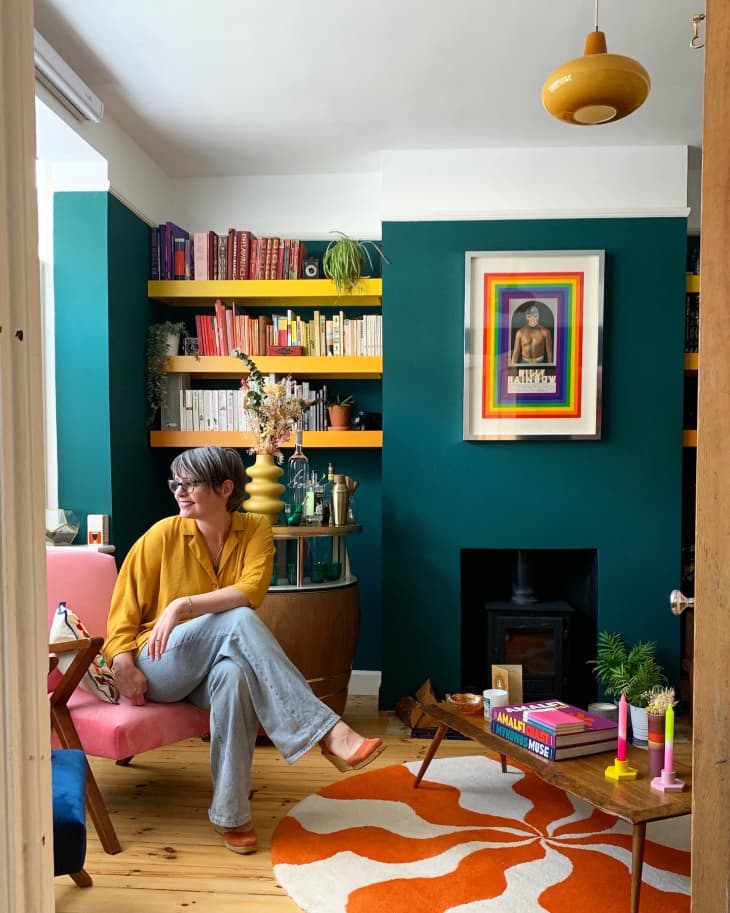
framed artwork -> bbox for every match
[463,250,605,440]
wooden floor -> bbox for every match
[55,697,692,912]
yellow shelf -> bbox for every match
[686,274,700,294]
[150,430,383,449]
[167,355,382,379]
[148,278,382,307]
[684,353,699,372]
[683,430,697,448]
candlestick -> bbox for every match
[663,704,675,774]
[617,693,628,762]
[605,756,638,780]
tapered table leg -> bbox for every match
[630,821,646,913]
[413,723,449,788]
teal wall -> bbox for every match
[55,204,686,689]
[54,204,382,666]
[55,192,166,556]
[380,218,687,707]
[107,195,172,556]
[54,193,112,536]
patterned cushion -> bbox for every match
[50,602,119,703]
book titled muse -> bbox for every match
[491,700,618,761]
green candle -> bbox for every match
[664,704,675,773]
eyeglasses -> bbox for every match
[168,479,204,494]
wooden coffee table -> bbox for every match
[415,702,692,913]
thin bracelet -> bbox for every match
[187,595,194,615]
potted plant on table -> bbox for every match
[146,320,188,425]
[588,630,668,744]
[327,393,353,430]
[322,231,388,294]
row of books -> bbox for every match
[175,383,332,433]
[150,222,309,281]
[491,700,618,761]
[685,291,699,353]
[194,303,382,358]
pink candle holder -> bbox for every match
[651,769,685,792]
[605,757,638,781]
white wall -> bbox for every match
[37,87,691,231]
[36,84,178,226]
[381,146,690,221]
[178,173,382,239]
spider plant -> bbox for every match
[322,231,388,294]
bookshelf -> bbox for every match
[165,355,382,380]
[148,278,382,307]
[683,273,699,449]
[148,278,383,449]
[151,430,382,448]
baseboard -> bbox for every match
[349,670,382,696]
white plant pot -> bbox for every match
[165,333,180,356]
[629,704,648,745]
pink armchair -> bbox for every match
[47,549,210,854]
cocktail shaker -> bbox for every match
[331,474,349,526]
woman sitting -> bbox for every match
[104,446,383,854]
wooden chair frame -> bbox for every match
[48,636,122,855]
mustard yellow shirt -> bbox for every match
[104,513,274,664]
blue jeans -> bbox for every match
[136,606,339,828]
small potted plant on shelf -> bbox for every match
[327,393,353,430]
[322,231,388,294]
[588,630,668,744]
[147,320,187,425]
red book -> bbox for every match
[227,228,236,280]
[237,231,254,280]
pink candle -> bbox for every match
[617,693,628,761]
[663,704,675,773]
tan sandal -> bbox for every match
[321,737,385,772]
[213,823,258,855]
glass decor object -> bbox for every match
[45,509,80,545]
[287,429,309,510]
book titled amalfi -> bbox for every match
[491,700,618,761]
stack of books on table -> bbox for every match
[491,700,618,761]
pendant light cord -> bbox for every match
[594,0,599,31]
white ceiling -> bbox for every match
[33,0,706,178]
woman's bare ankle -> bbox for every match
[323,721,364,759]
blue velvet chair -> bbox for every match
[51,747,92,886]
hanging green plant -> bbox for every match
[322,231,388,294]
[146,320,187,426]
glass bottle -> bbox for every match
[287,428,309,511]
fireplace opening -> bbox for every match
[460,548,598,708]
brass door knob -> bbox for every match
[669,589,695,616]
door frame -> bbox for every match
[691,1,730,909]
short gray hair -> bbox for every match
[170,447,246,511]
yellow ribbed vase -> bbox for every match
[244,453,285,523]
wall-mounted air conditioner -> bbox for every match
[33,30,104,124]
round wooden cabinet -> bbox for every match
[258,524,361,715]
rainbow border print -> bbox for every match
[483,272,583,419]
[464,250,604,440]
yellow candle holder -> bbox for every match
[605,757,638,780]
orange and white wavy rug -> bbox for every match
[272,755,690,913]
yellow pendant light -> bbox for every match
[542,1,650,125]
